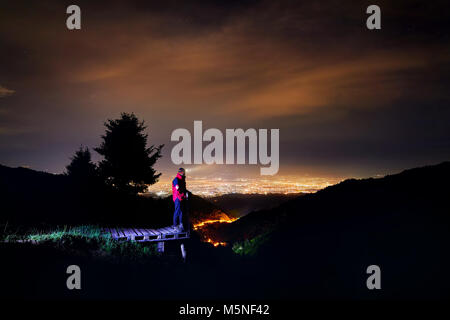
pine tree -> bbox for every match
[94,113,163,194]
[65,146,97,181]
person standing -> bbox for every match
[172,167,189,231]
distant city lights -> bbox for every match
[146,175,342,197]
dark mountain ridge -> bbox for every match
[209,161,450,242]
[206,161,450,299]
[0,164,231,228]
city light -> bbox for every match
[146,176,342,197]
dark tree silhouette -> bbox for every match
[65,146,97,181]
[95,113,163,195]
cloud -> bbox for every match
[0,125,35,136]
[0,0,449,174]
[221,50,435,118]
[0,85,15,97]
[1,1,448,120]
[59,22,446,120]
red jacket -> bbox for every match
[172,173,187,202]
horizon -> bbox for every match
[4,159,448,197]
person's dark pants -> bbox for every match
[173,199,183,227]
[173,199,189,230]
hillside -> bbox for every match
[0,165,74,225]
[0,164,232,229]
[203,161,450,299]
[207,161,450,243]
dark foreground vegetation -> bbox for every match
[1,161,450,299]
[207,161,450,299]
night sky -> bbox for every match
[0,0,449,178]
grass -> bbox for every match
[2,223,267,259]
[232,232,271,256]
[27,225,103,241]
[1,225,158,259]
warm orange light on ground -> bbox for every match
[193,217,238,230]
[205,238,227,247]
[193,217,238,246]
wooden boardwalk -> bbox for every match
[104,226,190,254]
[104,226,189,243]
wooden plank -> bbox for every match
[156,227,167,234]
[161,227,175,234]
[150,229,162,239]
[117,228,126,237]
[158,227,169,234]
[136,229,147,240]
[130,228,140,238]
[144,229,157,236]
[162,226,176,238]
[110,228,121,239]
[134,228,146,241]
[165,228,176,234]
[148,230,161,238]
[116,228,126,238]
[144,229,159,240]
[136,228,147,236]
[168,226,179,234]
[128,228,138,236]
[117,228,128,240]
[122,228,136,239]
